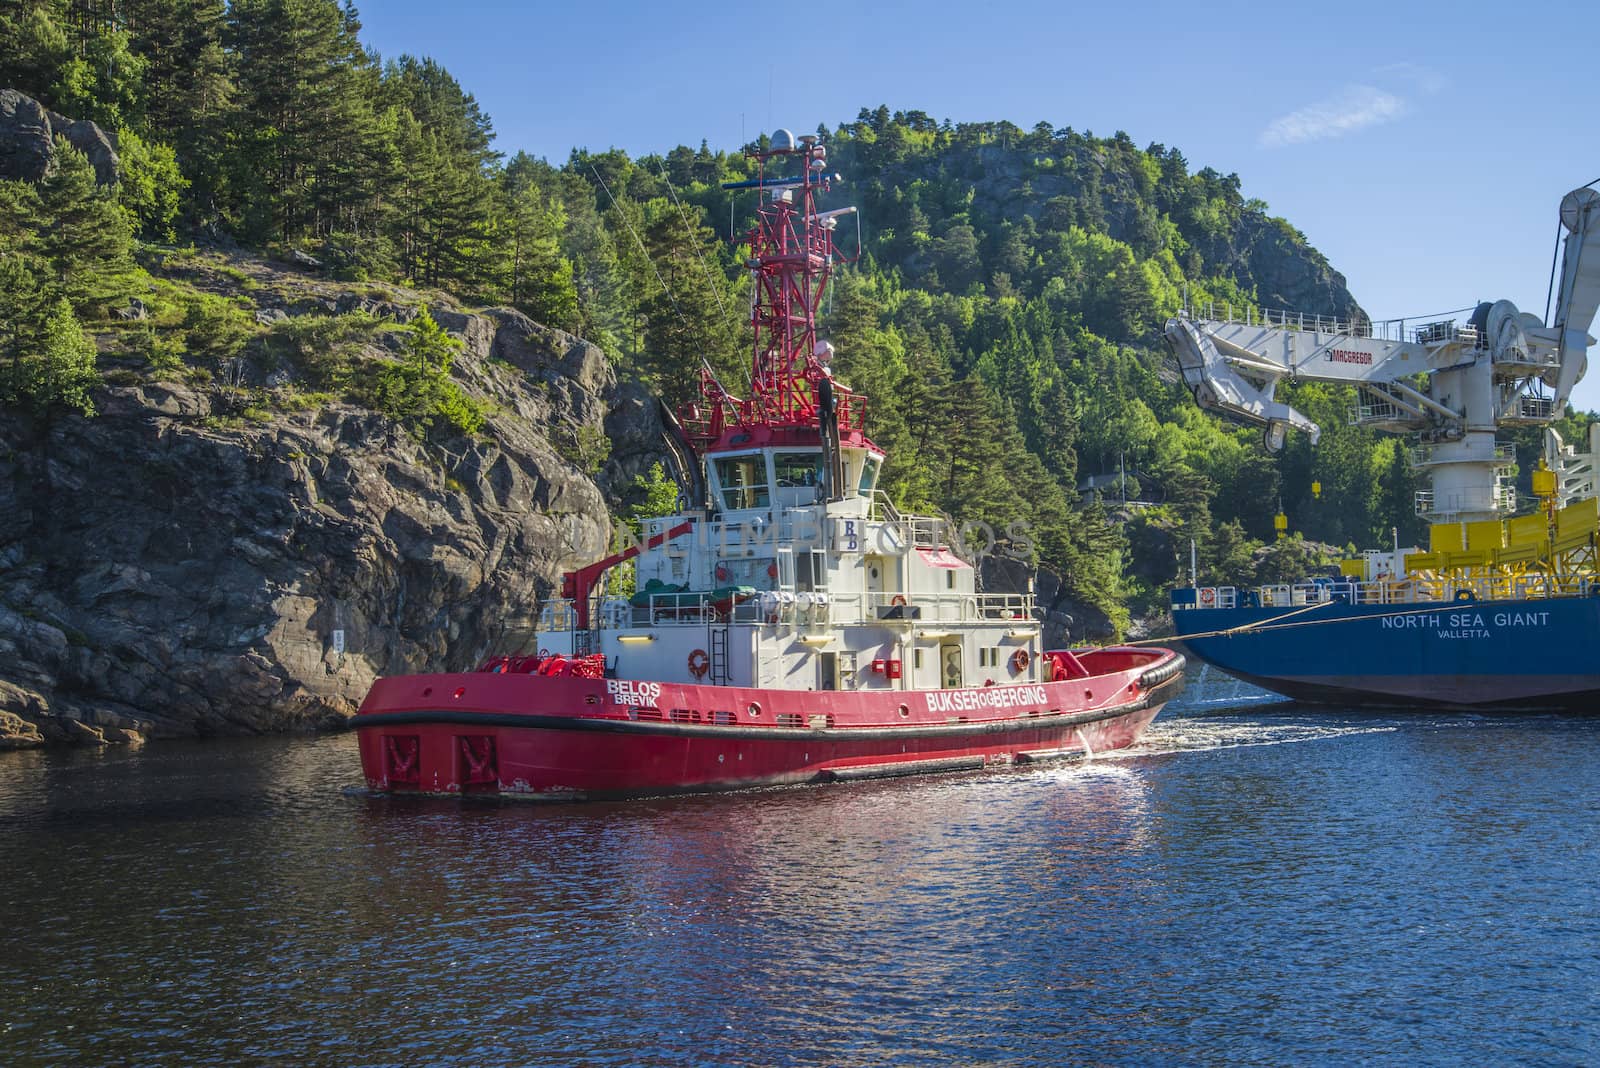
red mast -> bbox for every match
[681,129,865,447]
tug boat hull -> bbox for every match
[355,649,1183,800]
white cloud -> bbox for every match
[1259,85,1407,148]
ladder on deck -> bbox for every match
[708,625,730,685]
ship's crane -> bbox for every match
[1165,185,1600,524]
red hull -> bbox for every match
[354,648,1184,800]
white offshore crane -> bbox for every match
[1165,184,1600,525]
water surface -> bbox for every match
[2,672,1596,1065]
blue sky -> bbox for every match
[358,0,1600,409]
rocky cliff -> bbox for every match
[0,252,664,749]
[0,87,120,185]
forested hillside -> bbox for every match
[8,0,1572,635]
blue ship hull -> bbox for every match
[1170,593,1600,709]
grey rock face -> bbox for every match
[0,88,120,185]
[0,304,625,747]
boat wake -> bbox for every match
[1128,715,1397,757]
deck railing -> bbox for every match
[541,588,1038,636]
[1185,306,1498,348]
[1176,573,1596,611]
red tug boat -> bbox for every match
[354,128,1185,800]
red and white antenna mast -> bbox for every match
[682,128,861,445]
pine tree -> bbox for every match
[0,180,50,394]
[227,0,374,241]
[501,170,579,331]
[35,140,136,313]
[0,253,48,401]
[126,0,234,221]
[0,1,74,107]
[637,209,742,406]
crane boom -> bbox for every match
[1165,184,1600,524]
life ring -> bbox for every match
[687,648,711,679]
[1199,587,1216,607]
[1010,648,1030,673]
[890,594,907,607]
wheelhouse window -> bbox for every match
[774,452,823,489]
[773,451,824,507]
[714,455,770,511]
[858,455,881,497]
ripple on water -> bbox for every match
[1,683,1598,1066]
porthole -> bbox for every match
[748,702,762,718]
[898,704,910,718]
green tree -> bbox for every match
[35,140,136,313]
[0,2,73,106]
[1204,519,1260,588]
[636,208,743,405]
[0,253,48,395]
[501,162,580,331]
[115,129,187,240]
[227,0,378,241]
[363,305,484,437]
[4,297,101,416]
[51,19,148,130]
[122,0,235,222]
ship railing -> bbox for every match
[865,495,941,546]
[1181,304,1523,349]
[1324,572,1596,607]
[1348,579,1436,605]
[1510,395,1557,422]
[1173,586,1237,609]
[1258,584,1307,607]
[609,592,729,627]
[857,588,1030,620]
[1350,398,1410,425]
[1408,442,1517,469]
[538,598,579,632]
[1414,486,1518,520]
[1413,321,1485,348]
[1187,303,1383,339]
[903,515,945,549]
[1198,572,1600,615]
[1257,581,1369,607]
[870,490,902,525]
